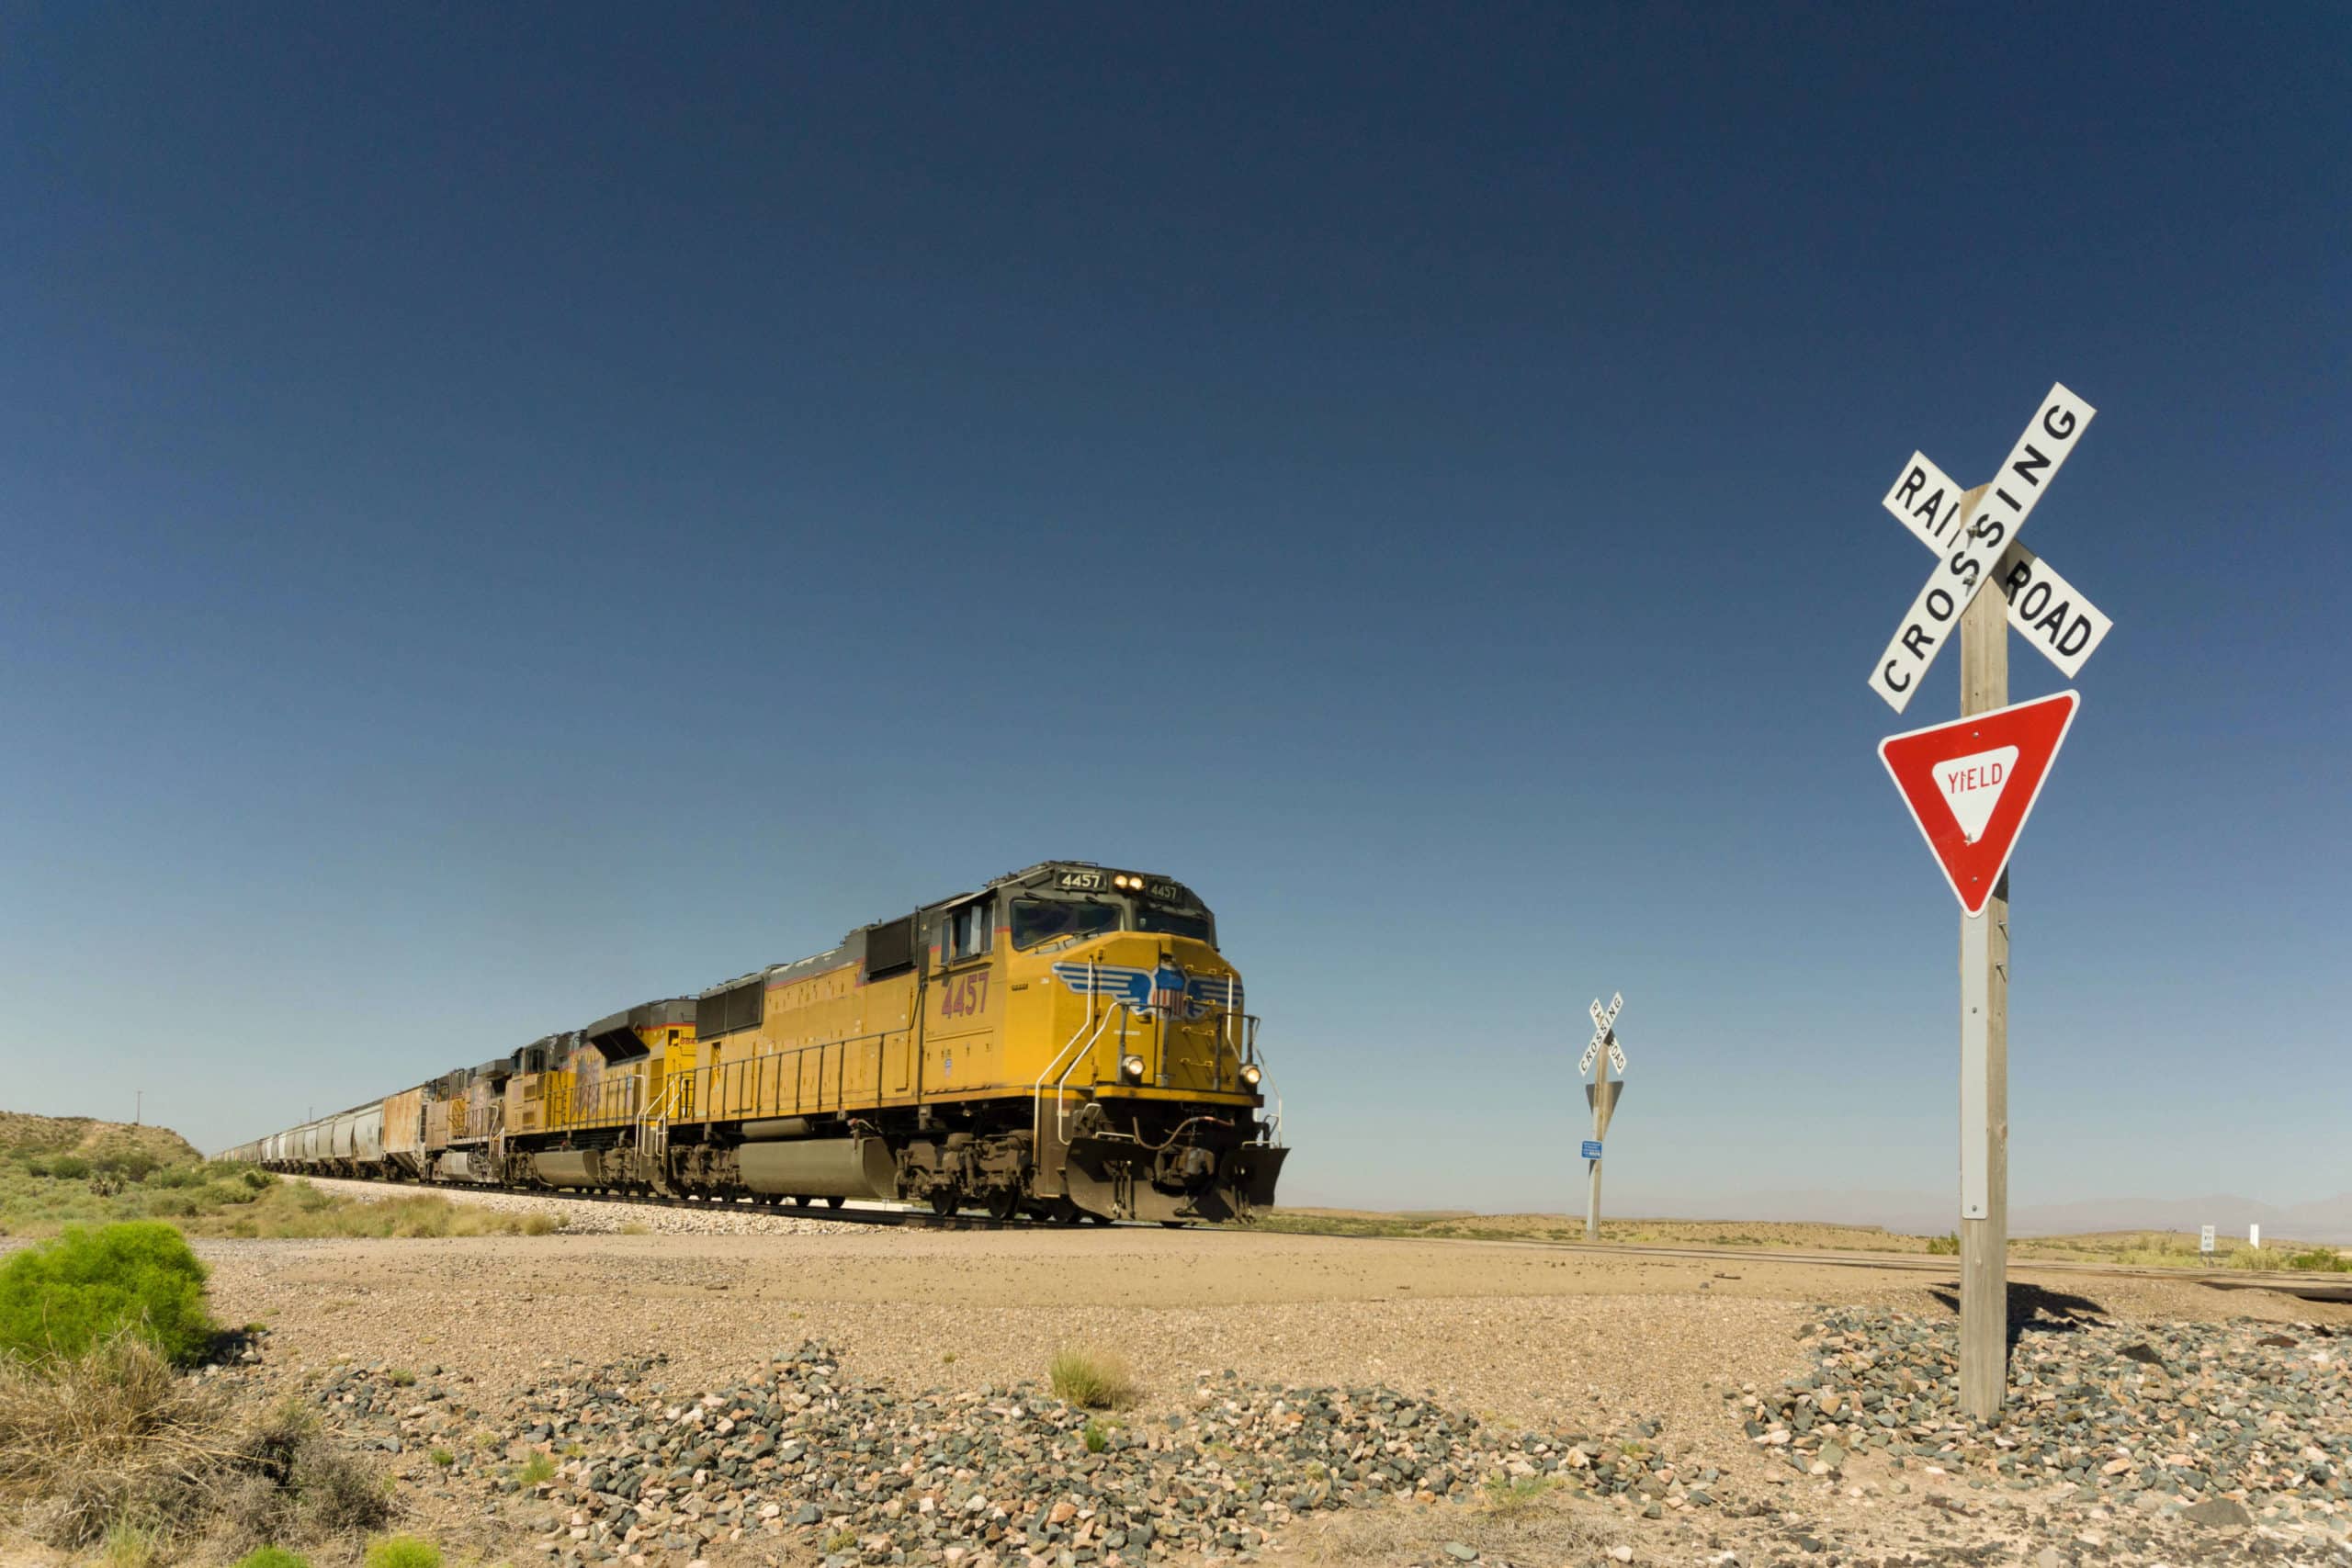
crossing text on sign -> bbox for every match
[1880,454,2113,680]
[1869,385,2098,711]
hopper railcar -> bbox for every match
[221,862,1286,1224]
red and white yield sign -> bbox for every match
[1878,691,2079,915]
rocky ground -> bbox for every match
[183,1220,2352,1567]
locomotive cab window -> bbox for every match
[1012,897,1120,950]
[1134,904,1216,946]
[943,898,992,964]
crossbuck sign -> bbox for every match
[1868,384,2098,710]
[1580,992,1626,1077]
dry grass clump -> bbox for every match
[0,1332,388,1553]
[1048,1347,1138,1411]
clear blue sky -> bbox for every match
[4,6,2345,1216]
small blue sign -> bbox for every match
[1580,1140,1603,1160]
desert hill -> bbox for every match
[0,1109,201,1168]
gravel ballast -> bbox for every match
[300,1175,878,1238]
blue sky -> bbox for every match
[4,6,2345,1217]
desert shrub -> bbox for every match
[145,1167,203,1190]
[101,1520,164,1567]
[1924,1233,1960,1256]
[519,1212,561,1236]
[366,1536,443,1568]
[215,1398,390,1544]
[142,1192,199,1220]
[0,1222,216,1365]
[1481,1473,1558,1513]
[1047,1348,1136,1411]
[232,1550,311,1568]
[2287,1247,2350,1272]
[47,1155,91,1181]
[514,1451,555,1485]
[242,1168,274,1191]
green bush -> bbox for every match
[0,1220,217,1364]
[232,1551,311,1568]
[1924,1232,1960,1256]
[48,1155,92,1180]
[365,1537,443,1568]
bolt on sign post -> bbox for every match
[1865,383,2109,1423]
[1577,994,1628,1241]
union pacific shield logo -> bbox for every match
[1050,961,1243,1021]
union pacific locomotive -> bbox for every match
[221,863,1286,1224]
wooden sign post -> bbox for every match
[1866,385,2107,1422]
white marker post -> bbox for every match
[1864,383,2109,1423]
[1578,993,1627,1241]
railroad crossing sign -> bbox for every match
[1879,691,2080,916]
[1861,378,2112,1426]
[1868,383,2098,712]
[1581,992,1625,1077]
[2201,1225,2217,1256]
[1578,993,1626,1242]
[1882,453,2113,679]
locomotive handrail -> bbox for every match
[1035,961,1114,1158]
[1054,1004,1128,1144]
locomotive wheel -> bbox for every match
[929,1187,961,1218]
[986,1187,1021,1223]
[792,1194,812,1208]
[825,1195,846,1209]
[1086,1212,1114,1226]
[1051,1199,1083,1226]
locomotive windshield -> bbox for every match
[1012,897,1121,950]
[1009,892,1218,950]
[1133,904,1215,944]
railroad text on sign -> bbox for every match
[1882,452,2113,679]
[1868,384,2098,711]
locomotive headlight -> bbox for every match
[1239,1064,1263,1088]
[1121,1054,1147,1081]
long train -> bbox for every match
[220,862,1287,1224]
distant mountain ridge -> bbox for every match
[0,1110,202,1168]
[1623,1186,2352,1244]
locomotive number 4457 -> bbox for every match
[939,972,989,1018]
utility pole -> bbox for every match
[134,1089,141,1126]
[1956,483,2010,1420]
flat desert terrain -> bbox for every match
[163,1184,2352,1568]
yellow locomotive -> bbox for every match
[224,862,1286,1224]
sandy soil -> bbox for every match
[186,1219,2352,1566]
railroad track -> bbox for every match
[306,1173,1117,1232]
[301,1176,2352,1302]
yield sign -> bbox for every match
[1879,691,2080,916]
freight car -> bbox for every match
[221,862,1286,1224]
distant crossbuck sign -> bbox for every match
[1580,992,1626,1077]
